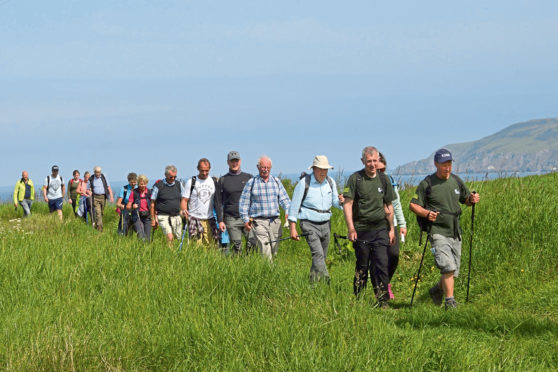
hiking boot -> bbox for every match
[445,298,458,310]
[388,283,395,300]
[379,301,390,310]
[429,285,443,306]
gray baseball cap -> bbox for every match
[227,151,241,161]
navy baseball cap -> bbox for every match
[51,165,59,171]
[434,149,453,163]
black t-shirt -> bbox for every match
[215,171,252,222]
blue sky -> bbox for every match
[1,0,557,186]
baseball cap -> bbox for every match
[434,149,453,163]
[227,151,241,161]
[51,165,60,171]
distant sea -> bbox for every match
[1,170,553,203]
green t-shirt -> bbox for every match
[343,170,396,231]
[410,173,471,238]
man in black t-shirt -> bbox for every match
[343,146,396,308]
[215,151,255,254]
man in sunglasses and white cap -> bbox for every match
[288,155,343,283]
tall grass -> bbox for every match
[0,174,556,370]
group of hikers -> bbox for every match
[12,146,479,309]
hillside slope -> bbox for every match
[396,118,558,174]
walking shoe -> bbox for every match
[429,285,443,306]
[379,301,390,310]
[445,297,458,310]
[388,284,395,300]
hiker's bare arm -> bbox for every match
[410,202,439,222]
[343,198,357,242]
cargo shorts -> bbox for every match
[157,215,183,240]
[430,234,462,277]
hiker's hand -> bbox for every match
[426,210,439,222]
[244,221,252,232]
[181,209,189,219]
[470,192,480,204]
[389,228,395,245]
[68,198,72,204]
[43,196,48,203]
[400,227,407,237]
[219,222,226,232]
[14,203,18,209]
[290,225,299,241]
[348,228,357,242]
[151,219,157,227]
[133,203,138,209]
[338,194,344,204]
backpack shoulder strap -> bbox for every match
[379,172,388,194]
[299,174,312,209]
[326,176,334,192]
[451,173,465,190]
[47,175,50,190]
[189,176,196,196]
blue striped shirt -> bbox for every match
[239,175,291,223]
[288,174,342,223]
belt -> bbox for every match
[300,219,330,225]
[302,205,331,214]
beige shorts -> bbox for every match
[157,215,183,239]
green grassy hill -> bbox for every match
[0,174,556,370]
[396,118,558,173]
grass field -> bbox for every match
[0,174,556,370]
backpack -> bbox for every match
[298,172,335,213]
[416,173,465,243]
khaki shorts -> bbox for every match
[430,233,462,277]
[157,215,183,240]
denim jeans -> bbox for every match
[19,199,32,217]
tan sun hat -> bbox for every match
[308,155,334,170]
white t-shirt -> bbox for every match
[44,175,63,200]
[184,176,216,219]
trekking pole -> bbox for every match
[179,219,188,251]
[333,233,348,254]
[466,191,477,303]
[265,232,312,245]
[411,225,432,306]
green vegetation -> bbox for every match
[0,175,556,370]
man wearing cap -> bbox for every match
[215,151,255,254]
[43,165,65,221]
[239,155,291,261]
[88,166,114,232]
[343,146,396,309]
[288,155,343,283]
[410,148,480,309]
[13,170,35,217]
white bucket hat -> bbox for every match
[308,155,334,170]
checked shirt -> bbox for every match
[239,175,291,223]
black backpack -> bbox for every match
[416,173,465,243]
[298,172,335,213]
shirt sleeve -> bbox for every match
[239,178,253,223]
[128,191,135,204]
[184,179,192,199]
[410,180,427,207]
[277,178,291,213]
[118,187,125,199]
[383,176,396,204]
[13,181,19,204]
[343,174,356,200]
[287,178,306,222]
[392,186,406,228]
[214,177,224,223]
[331,178,342,210]
[44,177,48,189]
[457,176,471,204]
[151,183,159,200]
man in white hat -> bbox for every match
[288,155,343,283]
